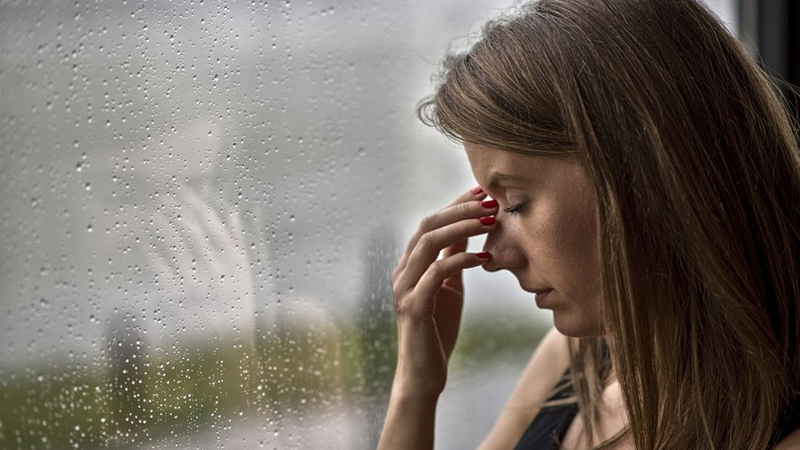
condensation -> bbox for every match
[0,0,736,449]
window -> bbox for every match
[0,1,741,449]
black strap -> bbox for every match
[513,373,578,450]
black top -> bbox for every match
[512,374,800,450]
[512,374,577,450]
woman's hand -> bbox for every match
[378,186,498,450]
[391,186,498,398]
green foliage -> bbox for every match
[0,314,547,449]
[450,314,550,372]
[0,367,113,449]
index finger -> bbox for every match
[399,186,488,261]
[442,186,487,209]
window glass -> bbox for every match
[701,0,739,35]
[0,1,739,449]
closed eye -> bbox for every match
[503,202,528,215]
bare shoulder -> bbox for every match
[476,327,571,450]
[773,427,800,450]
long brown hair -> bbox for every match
[419,0,800,448]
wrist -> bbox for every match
[391,378,443,403]
[390,364,446,401]
[379,379,439,450]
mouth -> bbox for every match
[525,287,554,308]
[522,285,553,295]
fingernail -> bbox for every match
[471,186,484,195]
[476,251,490,259]
[479,216,496,226]
[481,199,498,209]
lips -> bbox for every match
[530,288,554,308]
[521,285,553,295]
[520,284,555,305]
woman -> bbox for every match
[378,0,800,449]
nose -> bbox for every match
[481,220,525,272]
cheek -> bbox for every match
[556,195,600,288]
[525,199,578,261]
[562,219,599,274]
[535,185,599,283]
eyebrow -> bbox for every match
[486,173,526,191]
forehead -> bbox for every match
[463,143,538,188]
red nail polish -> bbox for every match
[481,199,498,209]
[471,186,484,195]
[479,216,496,226]
[477,251,490,259]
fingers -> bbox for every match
[399,213,495,288]
[441,238,468,259]
[398,251,490,318]
[400,186,487,256]
[417,251,490,297]
[398,187,495,270]
[442,185,487,209]
[394,187,498,291]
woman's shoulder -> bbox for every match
[476,327,571,450]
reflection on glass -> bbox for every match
[0,0,735,448]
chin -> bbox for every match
[552,314,606,338]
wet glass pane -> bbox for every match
[0,0,738,449]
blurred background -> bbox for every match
[0,0,794,449]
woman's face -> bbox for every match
[464,143,604,337]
